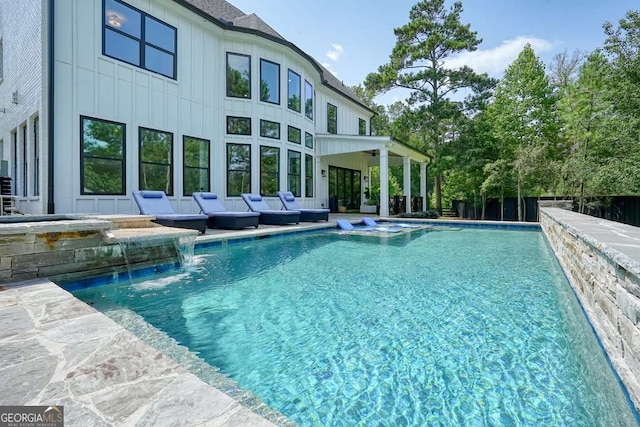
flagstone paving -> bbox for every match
[0,278,276,426]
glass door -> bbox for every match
[328,166,361,212]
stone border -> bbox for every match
[0,278,275,426]
[540,207,640,411]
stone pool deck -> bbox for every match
[0,278,277,426]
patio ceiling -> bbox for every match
[315,134,430,166]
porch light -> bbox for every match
[321,169,327,178]
[108,13,122,28]
[363,176,368,183]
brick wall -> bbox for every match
[0,0,46,213]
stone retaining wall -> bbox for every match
[0,218,196,284]
[540,207,640,410]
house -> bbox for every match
[0,0,429,217]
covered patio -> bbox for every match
[315,134,430,216]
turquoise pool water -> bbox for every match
[72,228,638,426]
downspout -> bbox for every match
[47,0,55,213]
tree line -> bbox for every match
[357,0,640,220]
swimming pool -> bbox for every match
[70,227,638,426]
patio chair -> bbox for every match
[241,193,300,225]
[277,191,329,222]
[362,217,420,228]
[193,192,259,230]
[132,190,207,234]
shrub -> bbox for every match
[399,210,439,219]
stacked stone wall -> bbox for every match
[0,219,181,284]
[541,208,640,410]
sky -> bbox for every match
[228,0,638,106]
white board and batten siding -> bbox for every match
[315,88,372,138]
[53,0,374,215]
[55,0,218,214]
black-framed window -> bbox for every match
[103,0,177,79]
[183,136,209,196]
[21,125,26,197]
[11,131,16,195]
[287,126,301,144]
[227,143,251,196]
[305,80,313,120]
[227,116,251,135]
[288,69,301,112]
[305,154,313,197]
[33,116,39,196]
[139,127,173,195]
[288,150,301,197]
[260,146,279,197]
[260,59,280,104]
[305,132,314,149]
[327,103,337,134]
[80,116,125,195]
[227,52,251,98]
[359,118,367,136]
[260,119,280,139]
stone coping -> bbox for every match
[0,219,114,235]
[0,278,275,426]
[541,207,640,277]
[103,227,199,244]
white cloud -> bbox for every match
[326,44,344,62]
[444,36,555,77]
[321,62,338,77]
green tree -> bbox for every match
[444,108,499,218]
[604,10,640,121]
[487,44,559,221]
[558,52,616,212]
[598,9,640,197]
[365,0,492,214]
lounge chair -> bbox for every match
[276,191,329,222]
[362,217,420,228]
[193,192,260,230]
[132,190,207,234]
[336,219,400,233]
[241,193,300,225]
[337,219,373,231]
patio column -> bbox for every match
[379,148,389,216]
[420,162,427,211]
[403,156,411,214]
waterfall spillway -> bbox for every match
[174,235,196,268]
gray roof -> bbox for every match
[232,13,283,39]
[181,0,245,22]
[175,0,372,113]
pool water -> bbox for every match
[72,228,638,426]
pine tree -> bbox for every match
[365,0,493,214]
